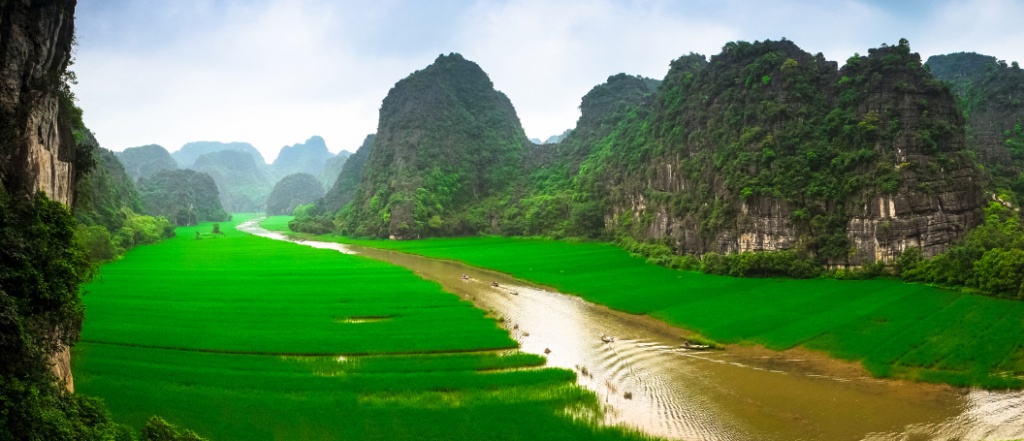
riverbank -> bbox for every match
[260,216,1024,390]
[73,215,655,440]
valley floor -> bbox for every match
[73,215,651,440]
[259,216,1024,390]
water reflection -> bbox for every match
[238,220,1024,440]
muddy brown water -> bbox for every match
[239,221,1024,441]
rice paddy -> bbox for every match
[73,215,652,440]
[262,218,1024,390]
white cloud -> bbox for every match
[72,0,1024,163]
[453,0,737,139]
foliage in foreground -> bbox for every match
[0,190,200,440]
[72,131,176,265]
[898,201,1024,299]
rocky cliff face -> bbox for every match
[0,0,77,206]
[0,0,79,391]
[592,40,983,265]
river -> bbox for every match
[238,220,1024,441]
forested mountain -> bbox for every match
[582,40,982,265]
[340,54,531,238]
[318,150,351,188]
[192,149,273,213]
[271,135,333,180]
[265,173,324,215]
[73,130,175,262]
[115,144,177,181]
[172,141,267,169]
[926,52,1024,195]
[321,41,985,266]
[137,169,229,226]
[75,131,143,229]
[322,134,373,213]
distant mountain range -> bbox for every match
[113,136,353,215]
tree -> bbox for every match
[141,416,207,441]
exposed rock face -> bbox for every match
[0,0,78,206]
[594,40,983,265]
[0,0,79,392]
[842,47,983,263]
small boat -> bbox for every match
[681,341,710,350]
[490,281,499,287]
[460,274,469,280]
[601,335,614,343]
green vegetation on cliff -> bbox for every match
[319,41,982,270]
[73,135,175,264]
[321,134,373,214]
[340,54,530,238]
[0,189,133,440]
[927,52,1024,196]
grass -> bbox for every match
[262,217,1024,389]
[74,215,654,440]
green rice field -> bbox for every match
[263,217,1024,389]
[74,215,651,440]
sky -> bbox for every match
[72,0,1024,163]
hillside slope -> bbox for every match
[342,54,530,238]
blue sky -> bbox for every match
[73,0,1024,162]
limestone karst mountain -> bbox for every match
[116,144,177,181]
[265,173,325,215]
[326,42,984,266]
[172,141,267,169]
[271,135,334,180]
[192,149,273,213]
